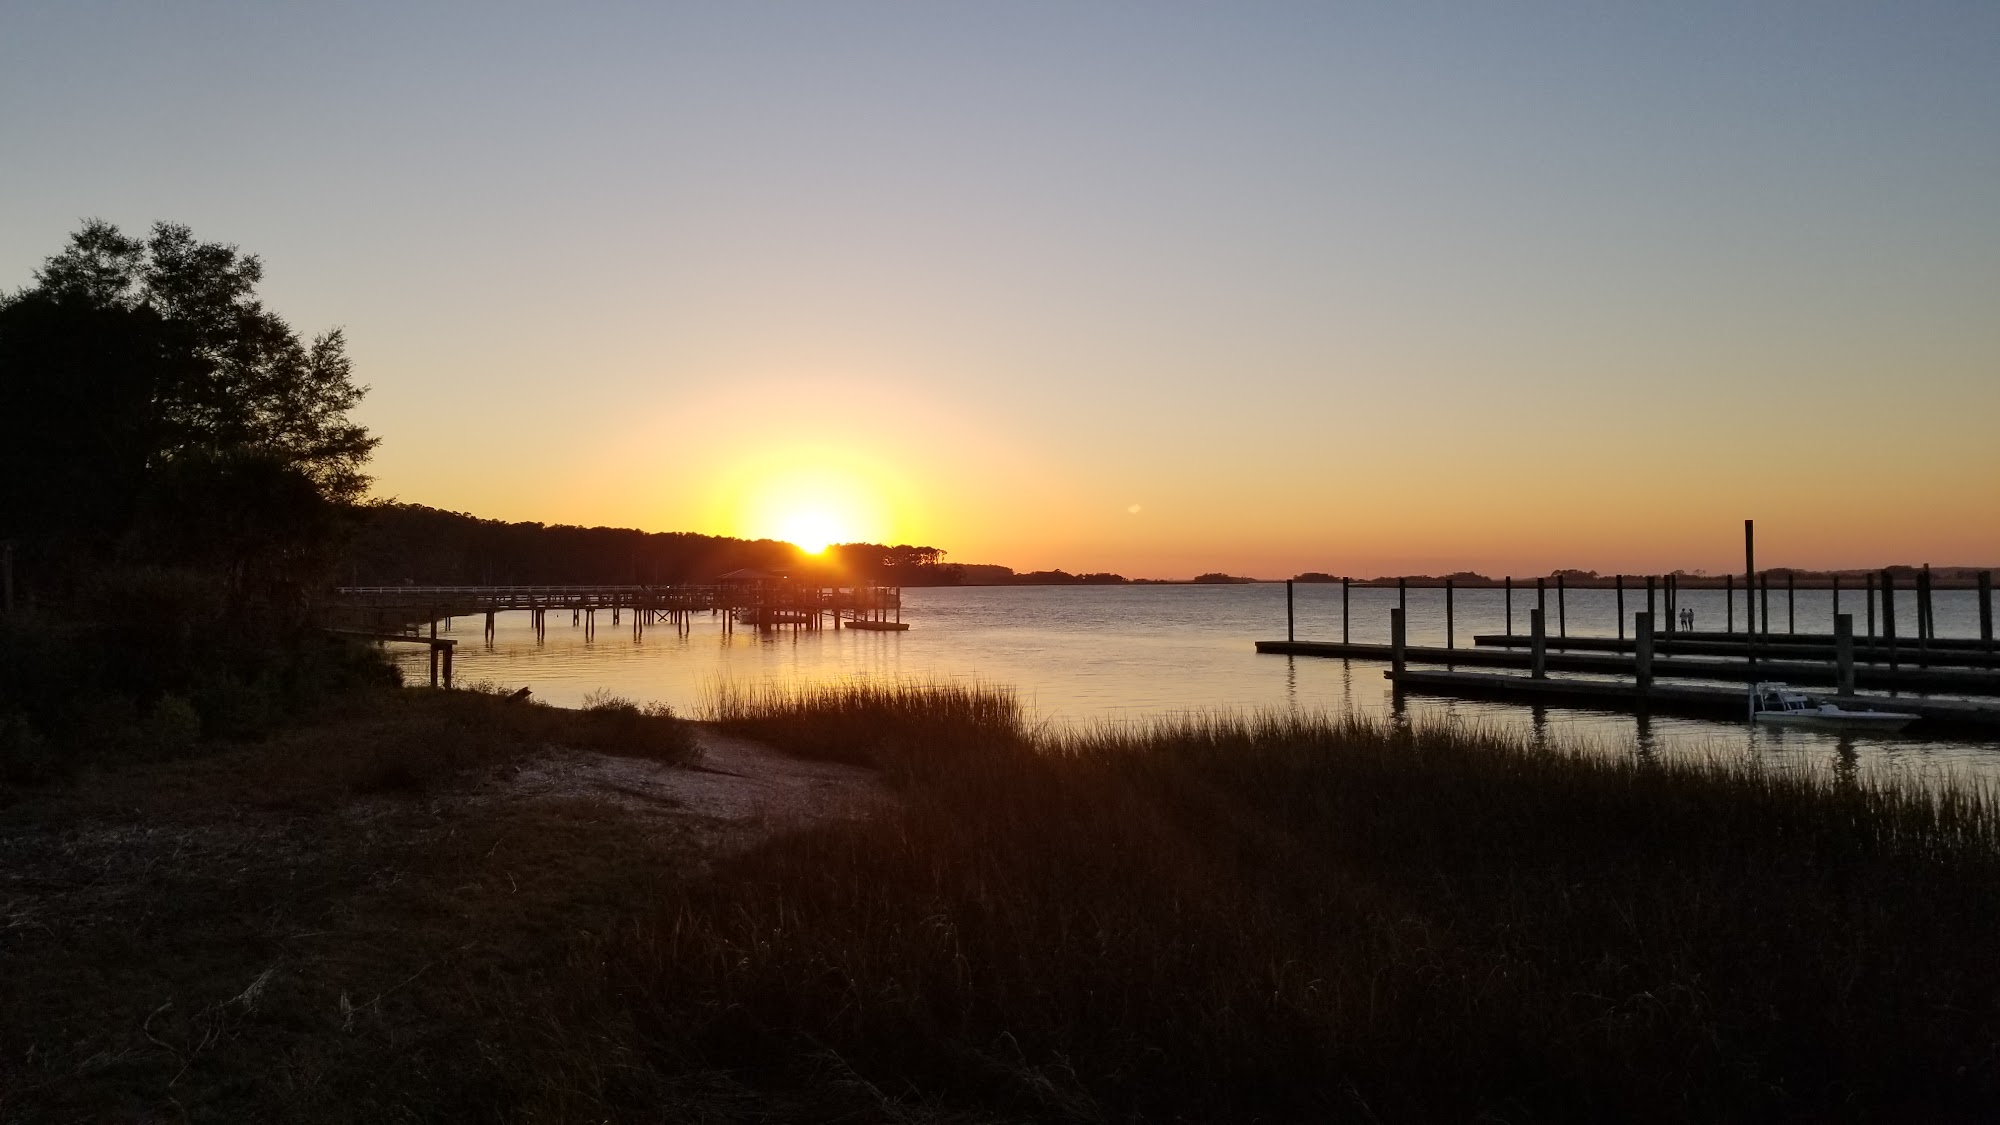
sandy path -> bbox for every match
[487,724,889,841]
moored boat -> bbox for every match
[1748,682,1919,732]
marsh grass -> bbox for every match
[648,684,2000,1121]
[8,681,2000,1122]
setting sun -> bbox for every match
[775,510,844,554]
[710,449,905,553]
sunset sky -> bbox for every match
[4,3,1995,578]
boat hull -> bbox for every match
[1754,710,1917,733]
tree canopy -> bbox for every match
[0,220,377,605]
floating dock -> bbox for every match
[845,619,911,631]
[1253,639,2000,693]
[1383,668,2000,731]
[1470,632,2000,669]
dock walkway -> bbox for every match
[1383,668,2000,730]
[1254,639,2000,694]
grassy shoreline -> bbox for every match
[5,682,1998,1121]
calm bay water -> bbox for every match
[394,583,2000,779]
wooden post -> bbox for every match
[1645,575,1656,632]
[1390,607,1406,677]
[1918,564,1933,662]
[1981,571,1993,654]
[1759,573,1770,646]
[1445,578,1455,650]
[1398,577,1406,616]
[1832,573,1841,626]
[1537,576,1546,630]
[1866,572,1876,643]
[1744,519,1756,667]
[1530,608,1547,679]
[1881,569,1897,670]
[1286,579,1295,643]
[1834,613,1855,697]
[1505,576,1513,636]
[1616,574,1625,640]
[1556,574,1567,639]
[1665,574,1675,634]
[1342,577,1350,644]
[1634,611,1653,696]
[428,642,439,688]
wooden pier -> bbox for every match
[1470,632,2000,670]
[326,581,908,653]
[1382,668,2000,731]
[1254,638,2000,693]
[1265,585,2000,733]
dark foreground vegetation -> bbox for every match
[6,681,1999,1122]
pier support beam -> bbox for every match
[1982,571,1993,654]
[1866,572,1876,642]
[1286,579,1295,643]
[1882,570,1898,670]
[1634,611,1654,696]
[1919,564,1934,664]
[1530,609,1547,680]
[1616,575,1625,640]
[1342,577,1350,644]
[1390,608,1406,677]
[1504,576,1513,636]
[1744,519,1757,667]
[1835,613,1856,697]
[1446,578,1455,650]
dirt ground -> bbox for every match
[0,701,885,1122]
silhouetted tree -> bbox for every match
[0,220,376,605]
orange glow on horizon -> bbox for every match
[708,447,903,552]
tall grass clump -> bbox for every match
[706,678,1025,777]
[611,685,2000,1122]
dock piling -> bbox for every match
[1866,572,1876,642]
[1981,571,1993,653]
[1446,578,1455,650]
[1391,608,1406,676]
[1835,613,1856,696]
[1744,519,1757,667]
[1530,609,1547,680]
[1759,573,1771,647]
[1919,564,1934,663]
[1881,570,1898,670]
[1342,577,1350,644]
[1616,575,1625,640]
[1557,574,1567,639]
[1505,576,1513,636]
[1286,579,1295,643]
[1634,611,1654,696]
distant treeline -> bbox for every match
[341,504,966,586]
[953,569,1259,586]
[1295,567,1993,588]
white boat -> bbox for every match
[1748,682,1919,732]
